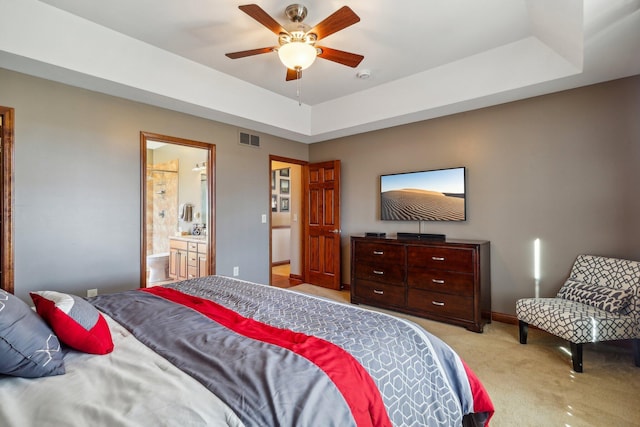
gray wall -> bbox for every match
[3,66,639,316]
[0,68,309,301]
[310,75,640,315]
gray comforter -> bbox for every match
[91,276,492,426]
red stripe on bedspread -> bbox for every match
[143,286,392,427]
[461,360,494,425]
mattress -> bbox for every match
[0,276,493,426]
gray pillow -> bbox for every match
[557,279,633,314]
[0,289,65,377]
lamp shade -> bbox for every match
[278,42,317,70]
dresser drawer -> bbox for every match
[354,279,405,307]
[170,239,188,251]
[407,269,473,296]
[188,252,198,266]
[407,289,473,321]
[355,262,404,285]
[354,242,405,264]
[187,265,199,279]
[408,246,473,273]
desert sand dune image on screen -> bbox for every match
[381,189,465,221]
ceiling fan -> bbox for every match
[225,4,364,81]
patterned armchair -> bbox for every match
[516,255,640,372]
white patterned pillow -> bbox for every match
[0,289,65,377]
[557,280,633,314]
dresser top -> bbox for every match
[351,235,489,246]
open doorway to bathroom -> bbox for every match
[140,132,215,288]
[270,156,305,288]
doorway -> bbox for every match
[140,132,215,288]
[270,156,305,287]
[269,157,342,290]
[0,106,14,294]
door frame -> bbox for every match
[269,155,307,285]
[140,131,216,288]
[0,106,14,294]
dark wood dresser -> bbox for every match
[350,235,491,332]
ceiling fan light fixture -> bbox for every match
[278,41,317,70]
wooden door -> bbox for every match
[169,248,179,279]
[178,250,188,280]
[304,160,341,289]
[0,107,14,294]
[198,252,208,277]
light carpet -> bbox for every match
[288,284,640,427]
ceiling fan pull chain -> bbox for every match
[296,68,302,106]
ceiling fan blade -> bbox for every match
[225,47,275,59]
[308,6,360,41]
[285,68,300,81]
[317,47,364,68]
[238,4,287,35]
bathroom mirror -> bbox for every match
[140,132,215,288]
[201,174,207,227]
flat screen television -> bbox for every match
[380,166,466,221]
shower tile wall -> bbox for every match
[146,159,179,255]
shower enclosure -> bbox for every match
[146,160,179,256]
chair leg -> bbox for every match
[633,339,640,368]
[570,342,583,373]
[518,320,528,344]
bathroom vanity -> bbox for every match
[169,236,208,280]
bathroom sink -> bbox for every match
[177,235,206,240]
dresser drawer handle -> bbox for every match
[373,289,384,295]
[432,256,445,261]
[373,270,384,275]
[431,301,445,306]
[432,279,445,284]
[373,250,384,255]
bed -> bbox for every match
[0,276,493,426]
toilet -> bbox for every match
[147,253,170,283]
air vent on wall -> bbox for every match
[239,131,260,148]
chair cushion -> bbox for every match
[516,297,639,344]
[556,279,633,314]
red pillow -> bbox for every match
[30,291,114,355]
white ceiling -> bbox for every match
[1,0,639,143]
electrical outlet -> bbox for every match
[87,288,98,297]
[233,266,239,277]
